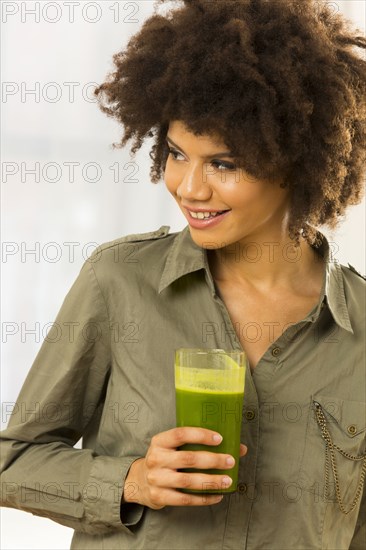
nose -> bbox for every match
[176,163,213,201]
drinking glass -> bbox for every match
[175,348,247,493]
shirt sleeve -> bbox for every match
[0,260,145,535]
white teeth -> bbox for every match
[189,211,220,219]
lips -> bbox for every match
[182,206,231,229]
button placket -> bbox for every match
[271,346,281,357]
[237,483,247,494]
[245,409,256,421]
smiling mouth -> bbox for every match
[187,210,230,220]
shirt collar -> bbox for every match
[158,225,353,334]
[310,233,353,333]
[158,225,208,293]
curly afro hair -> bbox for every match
[94,0,366,246]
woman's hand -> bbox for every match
[122,427,248,509]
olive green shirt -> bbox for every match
[1,225,365,550]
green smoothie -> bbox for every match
[175,360,245,494]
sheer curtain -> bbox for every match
[1,2,365,548]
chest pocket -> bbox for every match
[298,395,366,515]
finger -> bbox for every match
[151,427,223,450]
[170,449,236,471]
[159,470,233,492]
[239,444,248,457]
[149,487,224,508]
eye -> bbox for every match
[167,147,237,171]
[211,160,237,171]
[167,147,184,161]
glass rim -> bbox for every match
[175,348,245,355]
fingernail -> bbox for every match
[222,477,232,487]
[226,456,235,466]
[213,434,223,443]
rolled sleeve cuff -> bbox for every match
[83,455,144,534]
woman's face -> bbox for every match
[164,120,291,249]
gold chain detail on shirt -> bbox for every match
[313,401,366,515]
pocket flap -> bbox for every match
[312,395,366,438]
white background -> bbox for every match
[1,1,365,548]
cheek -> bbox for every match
[218,181,259,209]
[227,180,288,214]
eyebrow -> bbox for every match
[166,136,235,158]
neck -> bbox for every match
[209,227,323,292]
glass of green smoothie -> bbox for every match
[175,348,246,494]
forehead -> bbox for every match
[167,120,227,148]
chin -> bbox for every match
[187,229,223,250]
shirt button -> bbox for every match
[237,483,247,494]
[347,425,357,435]
[245,410,256,421]
[271,347,281,357]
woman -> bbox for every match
[1,0,365,548]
